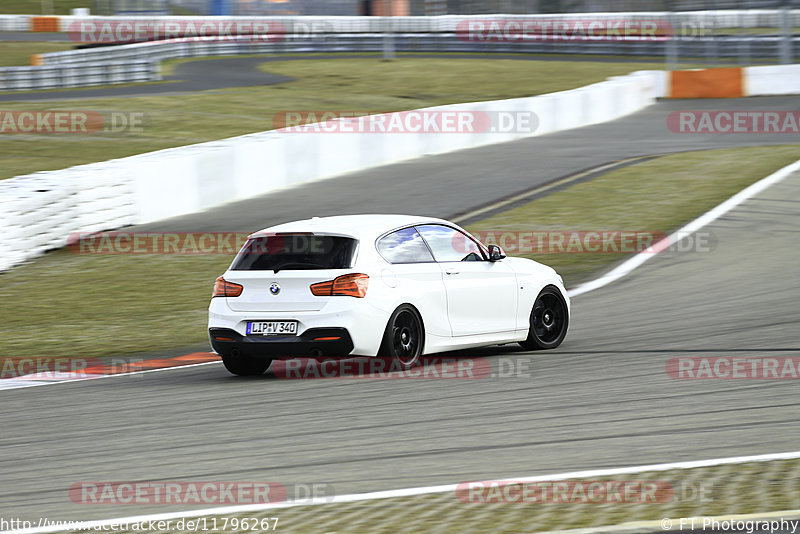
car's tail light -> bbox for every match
[212,276,243,298]
[310,273,369,298]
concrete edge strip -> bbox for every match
[569,157,800,297]
[5,450,800,534]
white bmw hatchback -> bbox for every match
[209,215,569,376]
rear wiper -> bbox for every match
[271,263,324,273]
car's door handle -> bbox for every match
[445,270,460,275]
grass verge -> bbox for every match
[465,145,800,287]
[0,56,669,180]
[112,459,800,533]
[0,0,99,15]
[0,144,797,361]
[0,41,74,66]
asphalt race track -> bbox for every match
[0,56,295,102]
[0,85,798,523]
[1,168,798,523]
[0,31,70,42]
[134,95,800,233]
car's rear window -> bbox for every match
[230,234,358,271]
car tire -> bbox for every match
[519,285,569,350]
[220,349,272,376]
[379,304,424,370]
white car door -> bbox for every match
[376,226,451,339]
[416,224,518,336]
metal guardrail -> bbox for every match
[0,60,158,91]
[2,31,799,92]
[2,10,800,91]
[39,33,800,63]
[47,11,800,32]
[0,15,31,31]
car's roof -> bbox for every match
[252,214,455,241]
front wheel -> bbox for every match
[519,285,569,350]
[221,350,272,376]
[379,305,424,370]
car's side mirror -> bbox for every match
[487,244,506,262]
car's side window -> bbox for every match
[416,224,486,262]
[377,227,435,264]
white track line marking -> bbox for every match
[569,158,800,297]
[5,450,800,534]
[0,361,220,392]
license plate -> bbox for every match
[247,321,298,336]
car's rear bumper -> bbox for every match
[209,327,354,359]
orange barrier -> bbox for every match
[30,54,43,66]
[670,67,744,98]
[31,16,60,32]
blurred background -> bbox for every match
[66,0,800,16]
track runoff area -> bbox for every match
[2,157,799,533]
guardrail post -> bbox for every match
[666,12,678,70]
[780,2,793,65]
[382,0,395,61]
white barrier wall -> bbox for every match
[0,70,662,271]
[744,64,800,96]
[4,63,798,272]
[0,15,31,31]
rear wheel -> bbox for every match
[221,350,272,376]
[379,305,424,370]
[519,285,569,350]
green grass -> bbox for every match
[0,251,232,359]
[0,56,669,180]
[0,41,75,66]
[1,144,797,361]
[466,145,800,287]
[0,0,91,15]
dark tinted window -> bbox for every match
[416,224,486,262]
[231,234,358,271]
[377,227,435,264]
